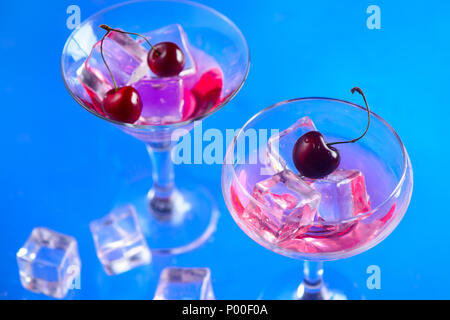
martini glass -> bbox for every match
[222,97,413,299]
[62,0,249,255]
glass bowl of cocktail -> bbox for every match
[222,89,413,299]
[62,0,249,254]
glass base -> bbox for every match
[261,265,363,300]
[115,177,219,255]
[295,282,346,300]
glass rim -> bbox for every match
[61,0,250,131]
[224,96,409,226]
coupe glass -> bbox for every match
[222,97,413,299]
[62,0,249,254]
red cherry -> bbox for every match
[103,86,142,123]
[147,42,185,77]
[292,87,372,179]
[191,68,223,117]
[293,131,341,179]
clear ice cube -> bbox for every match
[16,227,81,299]
[138,24,196,79]
[128,24,196,83]
[133,77,184,125]
[83,32,146,87]
[107,31,148,61]
[90,205,151,275]
[78,31,147,112]
[127,24,199,124]
[242,170,320,243]
[77,64,112,115]
[311,169,371,222]
[267,116,317,172]
[154,267,215,300]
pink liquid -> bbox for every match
[230,142,399,255]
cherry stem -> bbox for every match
[100,24,157,51]
[99,24,160,91]
[327,87,371,147]
[99,30,118,91]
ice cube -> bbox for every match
[127,24,202,124]
[107,31,148,60]
[242,170,320,243]
[133,77,184,125]
[154,267,215,300]
[90,205,151,275]
[140,24,195,78]
[16,227,81,299]
[311,169,371,222]
[78,31,147,112]
[267,116,317,172]
[77,63,112,115]
[129,24,196,83]
[83,32,146,87]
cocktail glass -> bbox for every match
[222,97,413,299]
[62,0,249,254]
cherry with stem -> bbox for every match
[99,25,143,124]
[292,87,371,179]
[100,24,185,78]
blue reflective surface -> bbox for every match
[1,0,449,299]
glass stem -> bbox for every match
[146,141,176,215]
[296,261,328,300]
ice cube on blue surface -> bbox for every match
[311,169,371,222]
[90,205,151,275]
[267,116,317,172]
[243,169,320,243]
[154,267,215,300]
[16,227,81,299]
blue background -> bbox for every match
[1,0,449,299]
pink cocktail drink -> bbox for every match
[78,24,225,126]
[223,102,411,263]
[231,143,397,257]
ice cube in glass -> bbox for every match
[140,24,195,78]
[16,227,81,299]
[311,169,371,222]
[267,116,317,172]
[78,31,147,111]
[132,77,184,125]
[154,267,215,300]
[128,24,196,83]
[90,205,151,275]
[242,170,320,243]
